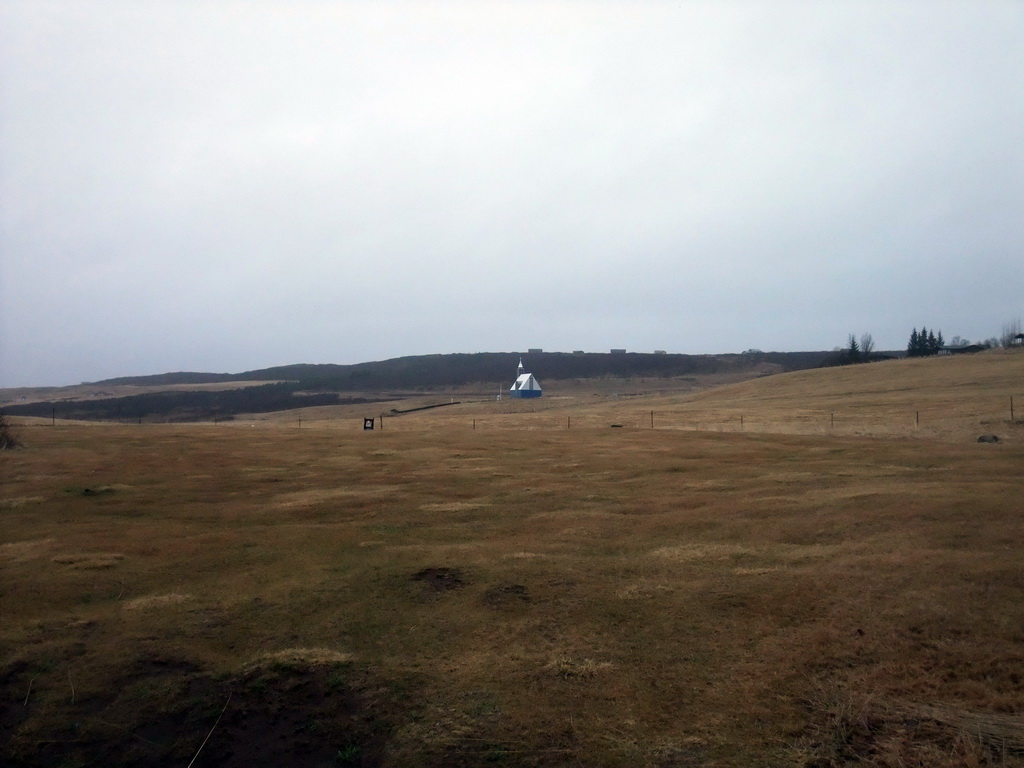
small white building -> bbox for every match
[509,358,542,398]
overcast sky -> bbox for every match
[2,1,1022,387]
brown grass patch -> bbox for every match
[246,647,354,670]
[273,485,403,508]
[0,496,44,510]
[502,551,549,559]
[2,352,1023,766]
[51,552,125,569]
[0,537,55,561]
[122,592,192,610]
[544,654,614,680]
[795,684,1024,766]
[418,500,490,513]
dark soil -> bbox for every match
[1,657,402,768]
[411,567,467,593]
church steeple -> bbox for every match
[509,356,542,398]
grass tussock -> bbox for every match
[0,411,22,450]
[246,647,354,670]
[795,683,1024,767]
[544,654,615,680]
[50,552,125,569]
[122,592,192,610]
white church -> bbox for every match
[509,358,542,399]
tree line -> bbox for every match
[907,317,1022,356]
[825,333,886,366]
[831,319,1024,366]
[833,318,1021,365]
[907,327,944,357]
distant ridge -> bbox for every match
[13,351,837,423]
[96,371,239,386]
[92,351,835,390]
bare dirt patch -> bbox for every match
[2,652,404,768]
[411,567,467,594]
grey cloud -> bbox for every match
[1,1,1021,386]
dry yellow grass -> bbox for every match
[226,348,1024,443]
[2,350,1023,766]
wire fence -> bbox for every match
[10,395,1021,443]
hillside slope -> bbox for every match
[536,348,1024,441]
[689,346,1022,417]
[2,350,833,422]
[359,348,1024,443]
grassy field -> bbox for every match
[2,351,1023,766]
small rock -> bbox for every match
[977,434,1001,443]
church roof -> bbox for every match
[511,372,541,391]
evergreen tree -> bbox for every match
[847,334,861,362]
[907,327,945,357]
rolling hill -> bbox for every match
[351,347,1024,444]
[2,350,837,422]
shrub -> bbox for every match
[0,411,21,449]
